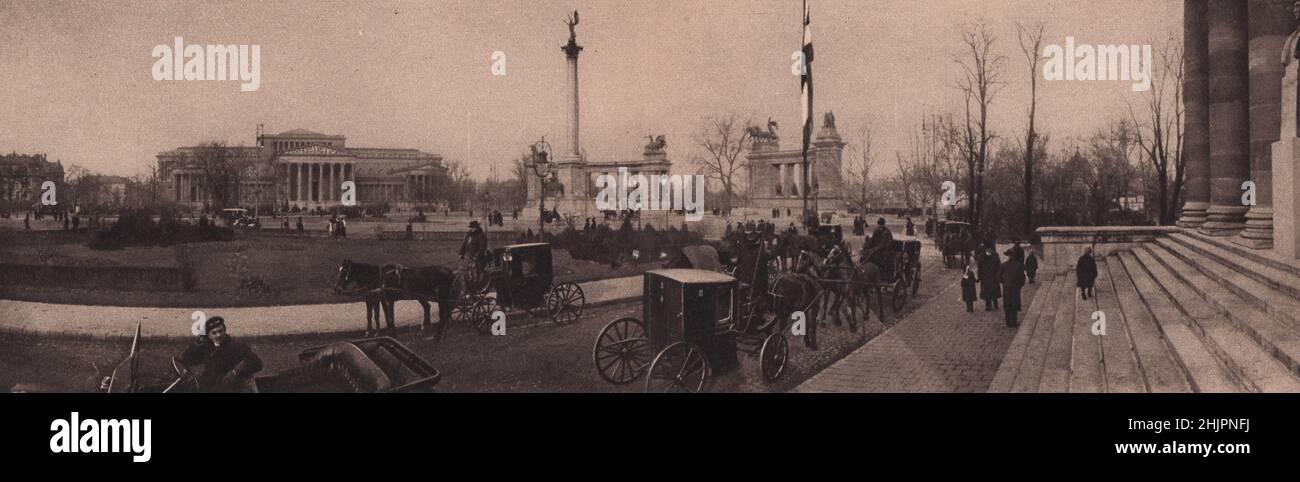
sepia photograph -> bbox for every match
[1,0,1295,465]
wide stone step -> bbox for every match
[1181,230,1300,279]
[1067,267,1104,393]
[1139,245,1300,392]
[1010,271,1072,392]
[1119,251,1245,392]
[1166,233,1300,300]
[1091,257,1146,392]
[1037,268,1080,393]
[1157,237,1300,330]
[1103,255,1193,392]
[988,272,1060,393]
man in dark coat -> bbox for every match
[460,220,489,271]
[734,231,776,304]
[977,242,1002,311]
[1001,248,1026,326]
[1008,238,1025,266]
[1025,251,1039,284]
[178,316,263,393]
[1076,247,1098,300]
[905,217,915,236]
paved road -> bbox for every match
[0,275,641,339]
[796,255,1042,393]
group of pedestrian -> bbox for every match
[326,217,347,237]
[959,238,1039,327]
[485,209,504,227]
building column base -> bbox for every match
[1199,205,1249,236]
[1176,201,1210,228]
[1233,206,1274,249]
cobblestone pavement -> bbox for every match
[795,262,1042,393]
[0,275,642,339]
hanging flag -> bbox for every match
[800,0,815,221]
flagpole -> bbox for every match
[800,0,809,229]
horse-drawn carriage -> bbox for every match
[453,242,586,331]
[936,220,977,269]
[334,242,584,336]
[592,269,800,392]
[102,326,440,394]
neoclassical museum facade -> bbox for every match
[157,128,448,210]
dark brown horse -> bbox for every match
[377,264,457,338]
[775,231,820,272]
[769,251,823,350]
[333,259,383,335]
[824,245,885,323]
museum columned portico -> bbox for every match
[158,128,448,210]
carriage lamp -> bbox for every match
[503,253,513,263]
[632,250,640,261]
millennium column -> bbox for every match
[1179,1,1211,228]
[1238,0,1297,248]
[1201,0,1251,236]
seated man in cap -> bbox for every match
[460,220,489,272]
[177,316,263,393]
[861,217,896,274]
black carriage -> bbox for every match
[936,221,976,269]
[592,269,789,392]
[856,239,923,312]
[453,243,585,330]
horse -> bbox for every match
[775,231,820,272]
[823,245,884,324]
[333,259,384,335]
[377,264,458,339]
[768,251,823,350]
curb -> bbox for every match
[0,294,644,342]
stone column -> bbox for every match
[1238,0,1296,248]
[1180,0,1211,228]
[778,164,786,197]
[1201,0,1251,236]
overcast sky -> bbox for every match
[0,0,1180,181]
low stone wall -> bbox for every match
[1036,226,1180,271]
[0,263,188,292]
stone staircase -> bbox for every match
[990,231,1300,393]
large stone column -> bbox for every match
[1237,0,1296,248]
[1201,0,1251,236]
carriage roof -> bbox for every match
[647,269,736,285]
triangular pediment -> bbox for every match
[282,144,349,156]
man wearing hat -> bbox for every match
[177,316,263,393]
[460,220,488,271]
[861,217,895,271]
[1000,247,1026,327]
[734,230,776,305]
[976,241,1002,311]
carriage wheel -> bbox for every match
[759,333,788,383]
[645,342,710,393]
[593,317,650,384]
[547,282,585,325]
[473,297,497,334]
[891,279,908,311]
[451,297,479,327]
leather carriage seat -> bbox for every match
[301,343,393,393]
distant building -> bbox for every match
[80,175,132,208]
[157,127,448,210]
[0,153,65,210]
[744,112,845,215]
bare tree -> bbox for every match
[194,142,247,210]
[900,114,966,214]
[1127,39,1185,225]
[844,123,882,213]
[952,22,1006,232]
[1017,21,1047,238]
[693,114,751,214]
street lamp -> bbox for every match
[530,138,554,237]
